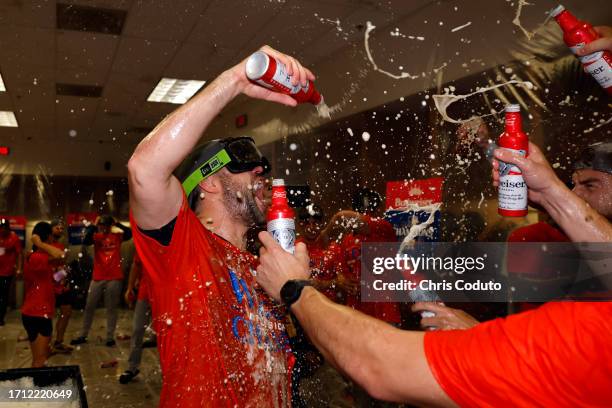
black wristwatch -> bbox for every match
[280,280,313,308]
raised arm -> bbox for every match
[128,46,313,230]
[114,222,132,242]
[31,235,64,259]
[256,232,453,406]
[493,142,612,242]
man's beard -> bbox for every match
[219,174,266,227]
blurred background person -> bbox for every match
[0,218,22,326]
[23,222,64,367]
[71,215,132,347]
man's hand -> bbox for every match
[124,288,135,308]
[256,231,311,302]
[224,45,316,108]
[412,302,479,330]
[575,26,612,55]
[492,142,565,206]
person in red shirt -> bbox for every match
[22,222,64,367]
[0,218,23,326]
[119,252,156,384]
[71,215,132,347]
[254,141,612,406]
[43,218,76,353]
[341,189,401,325]
[126,46,313,406]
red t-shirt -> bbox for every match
[0,232,21,277]
[21,251,55,319]
[425,301,612,407]
[341,215,401,324]
[93,232,124,281]
[131,195,291,407]
[303,240,344,302]
[508,221,569,243]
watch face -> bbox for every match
[281,280,299,304]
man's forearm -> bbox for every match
[541,182,612,242]
[291,287,450,405]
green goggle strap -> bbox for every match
[181,149,232,196]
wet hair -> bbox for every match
[574,141,612,175]
[352,188,383,213]
[32,221,52,251]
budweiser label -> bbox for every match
[584,56,612,88]
[498,148,528,211]
[267,218,296,254]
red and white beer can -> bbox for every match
[245,51,323,105]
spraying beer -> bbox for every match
[267,179,296,253]
[498,104,529,217]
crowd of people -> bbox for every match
[0,27,610,408]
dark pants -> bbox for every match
[0,276,14,323]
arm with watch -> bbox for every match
[256,231,451,406]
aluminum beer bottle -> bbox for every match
[245,51,323,105]
[267,179,296,253]
[498,104,529,217]
[551,5,612,95]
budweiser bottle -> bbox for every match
[498,104,529,217]
[551,5,612,95]
[267,179,296,253]
[245,51,323,105]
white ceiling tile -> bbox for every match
[122,0,206,41]
[56,30,119,73]
[0,0,55,29]
[112,37,179,77]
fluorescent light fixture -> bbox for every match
[0,72,5,91]
[0,111,18,127]
[147,78,206,104]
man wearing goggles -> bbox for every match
[127,45,315,408]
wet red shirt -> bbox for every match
[21,251,55,319]
[425,301,612,407]
[0,232,21,277]
[341,215,401,323]
[131,195,291,408]
[303,240,344,302]
[93,232,124,281]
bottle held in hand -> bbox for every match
[267,179,296,254]
[245,51,323,105]
[498,104,529,217]
[551,5,612,95]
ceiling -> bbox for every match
[0,0,609,160]
[0,0,432,147]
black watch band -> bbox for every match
[280,280,313,308]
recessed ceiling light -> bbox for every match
[147,78,206,104]
[0,73,5,92]
[0,111,18,127]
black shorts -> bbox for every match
[22,314,52,342]
[56,291,74,307]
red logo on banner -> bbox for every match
[386,177,444,209]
